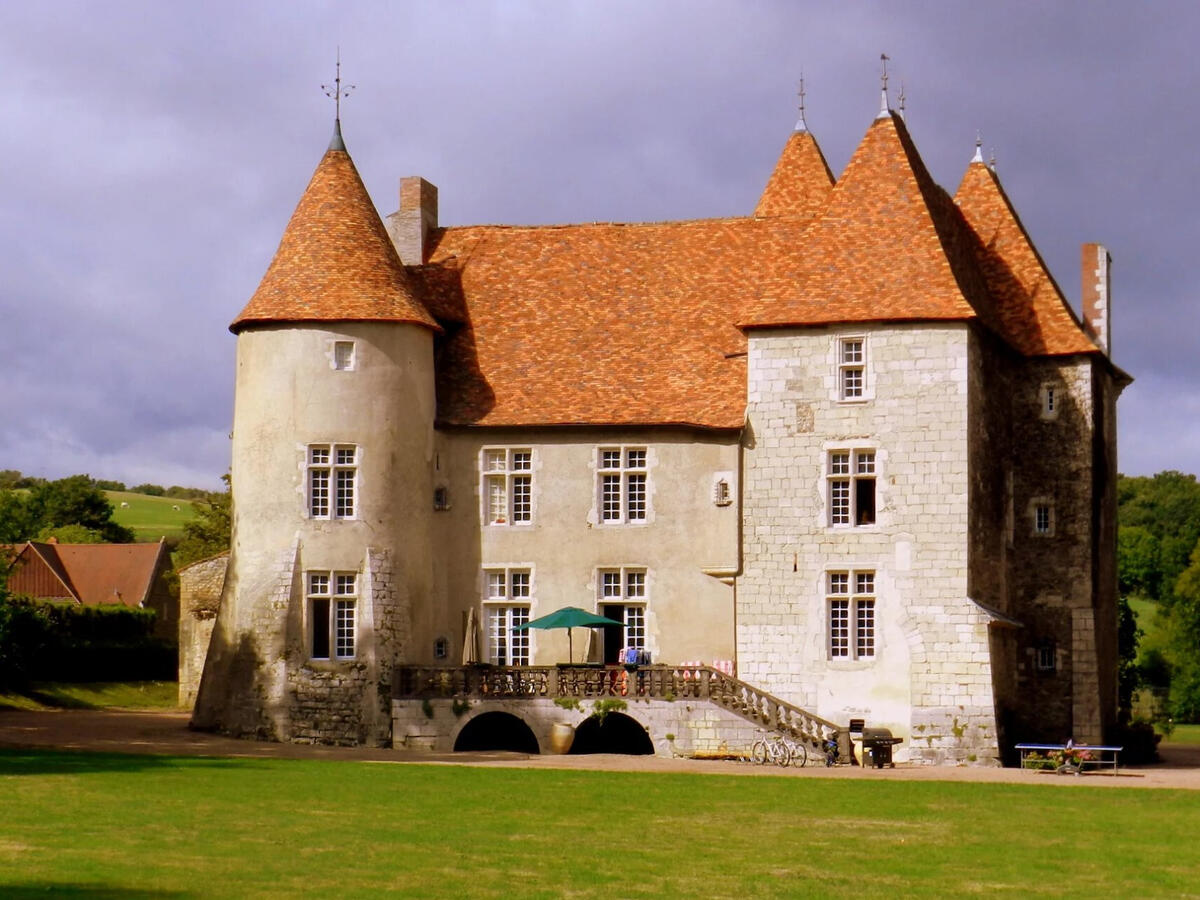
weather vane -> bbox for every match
[796,72,808,131]
[878,53,891,117]
[322,48,355,122]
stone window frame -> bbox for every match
[596,446,650,525]
[307,444,357,520]
[827,569,876,661]
[1030,497,1055,537]
[1036,641,1057,672]
[306,570,357,661]
[482,565,533,665]
[332,340,356,372]
[597,566,649,651]
[1039,382,1061,421]
[834,333,873,403]
[825,446,878,528]
[481,447,533,527]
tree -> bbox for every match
[174,475,232,567]
[35,524,106,544]
[27,476,135,543]
[1117,472,1200,607]
[0,475,134,544]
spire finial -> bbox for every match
[877,53,891,119]
[321,47,356,125]
[989,148,997,172]
[972,131,984,163]
[795,73,808,133]
[898,81,906,120]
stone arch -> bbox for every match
[453,711,540,754]
[568,712,654,755]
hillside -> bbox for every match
[106,491,197,542]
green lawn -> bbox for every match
[0,752,1197,898]
[1129,597,1168,658]
[0,681,178,711]
[1165,723,1200,744]
[106,491,197,542]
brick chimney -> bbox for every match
[1081,243,1112,356]
[387,177,438,265]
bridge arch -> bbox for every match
[453,710,540,754]
[568,711,654,755]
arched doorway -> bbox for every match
[453,711,540,753]
[568,712,654,755]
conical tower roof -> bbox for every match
[231,126,439,333]
[954,158,1098,356]
[754,129,835,219]
[743,111,994,331]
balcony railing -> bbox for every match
[394,663,844,751]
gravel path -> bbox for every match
[3,708,1199,789]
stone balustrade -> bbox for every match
[393,663,845,753]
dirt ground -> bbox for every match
[3,707,1199,789]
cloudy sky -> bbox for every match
[1,1,1195,491]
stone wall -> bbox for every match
[739,323,999,764]
[178,553,229,708]
[393,696,771,759]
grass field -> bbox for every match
[1129,597,1168,659]
[0,752,1197,897]
[105,491,197,542]
[0,682,178,711]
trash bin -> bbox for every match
[861,727,902,768]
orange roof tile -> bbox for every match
[425,217,819,428]
[954,161,1099,356]
[11,542,168,607]
[754,130,835,219]
[231,137,439,333]
[742,113,996,331]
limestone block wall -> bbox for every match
[393,697,767,758]
[178,553,229,708]
[739,323,998,764]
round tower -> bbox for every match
[192,122,440,746]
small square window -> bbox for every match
[333,341,356,371]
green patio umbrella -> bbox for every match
[513,606,624,663]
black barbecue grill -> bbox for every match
[861,727,902,768]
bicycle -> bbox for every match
[750,732,808,767]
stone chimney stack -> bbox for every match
[387,176,438,265]
[1081,243,1112,356]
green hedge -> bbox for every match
[0,596,176,687]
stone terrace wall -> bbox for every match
[178,553,228,708]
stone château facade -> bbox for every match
[191,94,1129,763]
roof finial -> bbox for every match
[795,73,808,133]
[989,148,997,172]
[898,82,906,120]
[321,47,355,149]
[972,131,984,163]
[877,53,891,119]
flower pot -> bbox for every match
[548,722,575,755]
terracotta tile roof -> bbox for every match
[10,542,168,607]
[239,115,1102,429]
[754,130,835,219]
[425,217,820,428]
[954,161,1099,356]
[231,143,439,333]
[741,113,998,332]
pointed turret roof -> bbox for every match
[754,129,835,219]
[743,112,994,330]
[954,158,1099,356]
[231,126,439,333]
